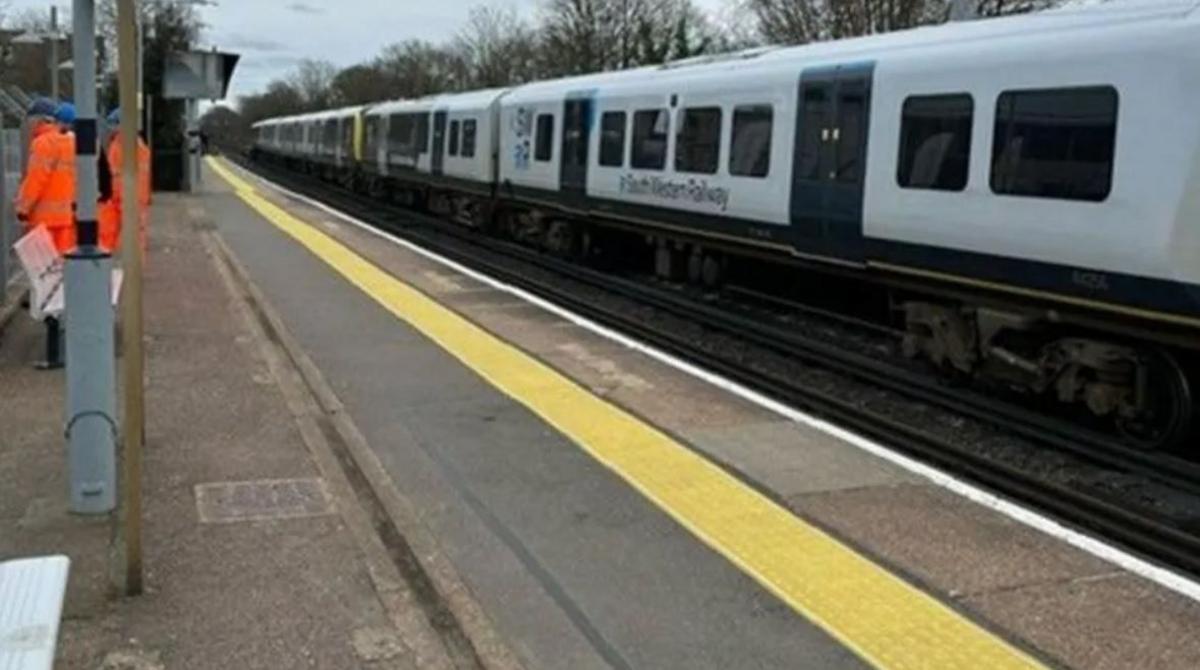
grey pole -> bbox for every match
[0,130,8,296]
[191,98,201,186]
[66,0,116,515]
[49,6,59,101]
[136,13,143,131]
[183,99,198,191]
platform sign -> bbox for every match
[164,49,240,192]
[163,50,240,101]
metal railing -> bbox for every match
[1,126,24,300]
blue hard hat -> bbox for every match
[55,102,76,125]
[106,108,121,127]
[27,96,57,119]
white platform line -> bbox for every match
[228,160,1200,604]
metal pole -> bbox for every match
[49,6,59,101]
[66,0,116,515]
[136,13,143,132]
[117,0,143,596]
[0,130,8,297]
[183,99,197,191]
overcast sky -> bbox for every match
[6,0,729,100]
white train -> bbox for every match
[252,0,1200,448]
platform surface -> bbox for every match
[203,158,1200,670]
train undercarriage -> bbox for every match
[901,302,1195,449]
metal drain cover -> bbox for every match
[195,477,333,523]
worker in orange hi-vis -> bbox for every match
[15,97,77,255]
[99,107,151,254]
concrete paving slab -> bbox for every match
[966,573,1200,670]
[789,483,1115,596]
[680,419,922,497]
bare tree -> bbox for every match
[826,0,947,38]
[748,0,1070,45]
[538,0,608,75]
[329,64,391,106]
[539,0,721,75]
[973,0,1065,15]
[747,0,828,44]
[374,39,470,98]
[289,58,338,111]
[239,80,305,124]
[451,6,542,88]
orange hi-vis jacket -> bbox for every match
[99,134,151,252]
[17,122,77,254]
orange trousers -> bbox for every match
[98,201,119,252]
[97,201,148,254]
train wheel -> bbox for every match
[1116,350,1195,451]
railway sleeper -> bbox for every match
[902,301,1195,450]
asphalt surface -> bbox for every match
[204,175,866,670]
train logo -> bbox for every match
[511,107,533,171]
[619,174,731,212]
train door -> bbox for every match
[432,110,448,176]
[560,96,593,196]
[789,63,873,262]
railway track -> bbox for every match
[233,155,1200,577]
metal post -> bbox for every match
[66,0,116,515]
[0,129,8,296]
[136,13,144,133]
[118,0,143,596]
[183,99,197,191]
[49,6,59,101]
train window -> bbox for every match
[898,94,973,191]
[448,120,460,157]
[535,114,554,162]
[599,112,626,167]
[462,119,477,158]
[836,83,867,183]
[730,105,772,177]
[991,86,1117,202]
[340,118,354,156]
[323,120,337,154]
[797,86,828,180]
[417,114,430,153]
[388,114,418,159]
[364,117,380,158]
[675,107,721,174]
[632,109,669,170]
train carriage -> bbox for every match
[251,0,1200,448]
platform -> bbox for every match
[199,157,1200,670]
[5,158,1199,667]
[0,192,459,669]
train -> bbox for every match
[250,0,1200,450]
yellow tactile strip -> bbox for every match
[209,157,1046,669]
